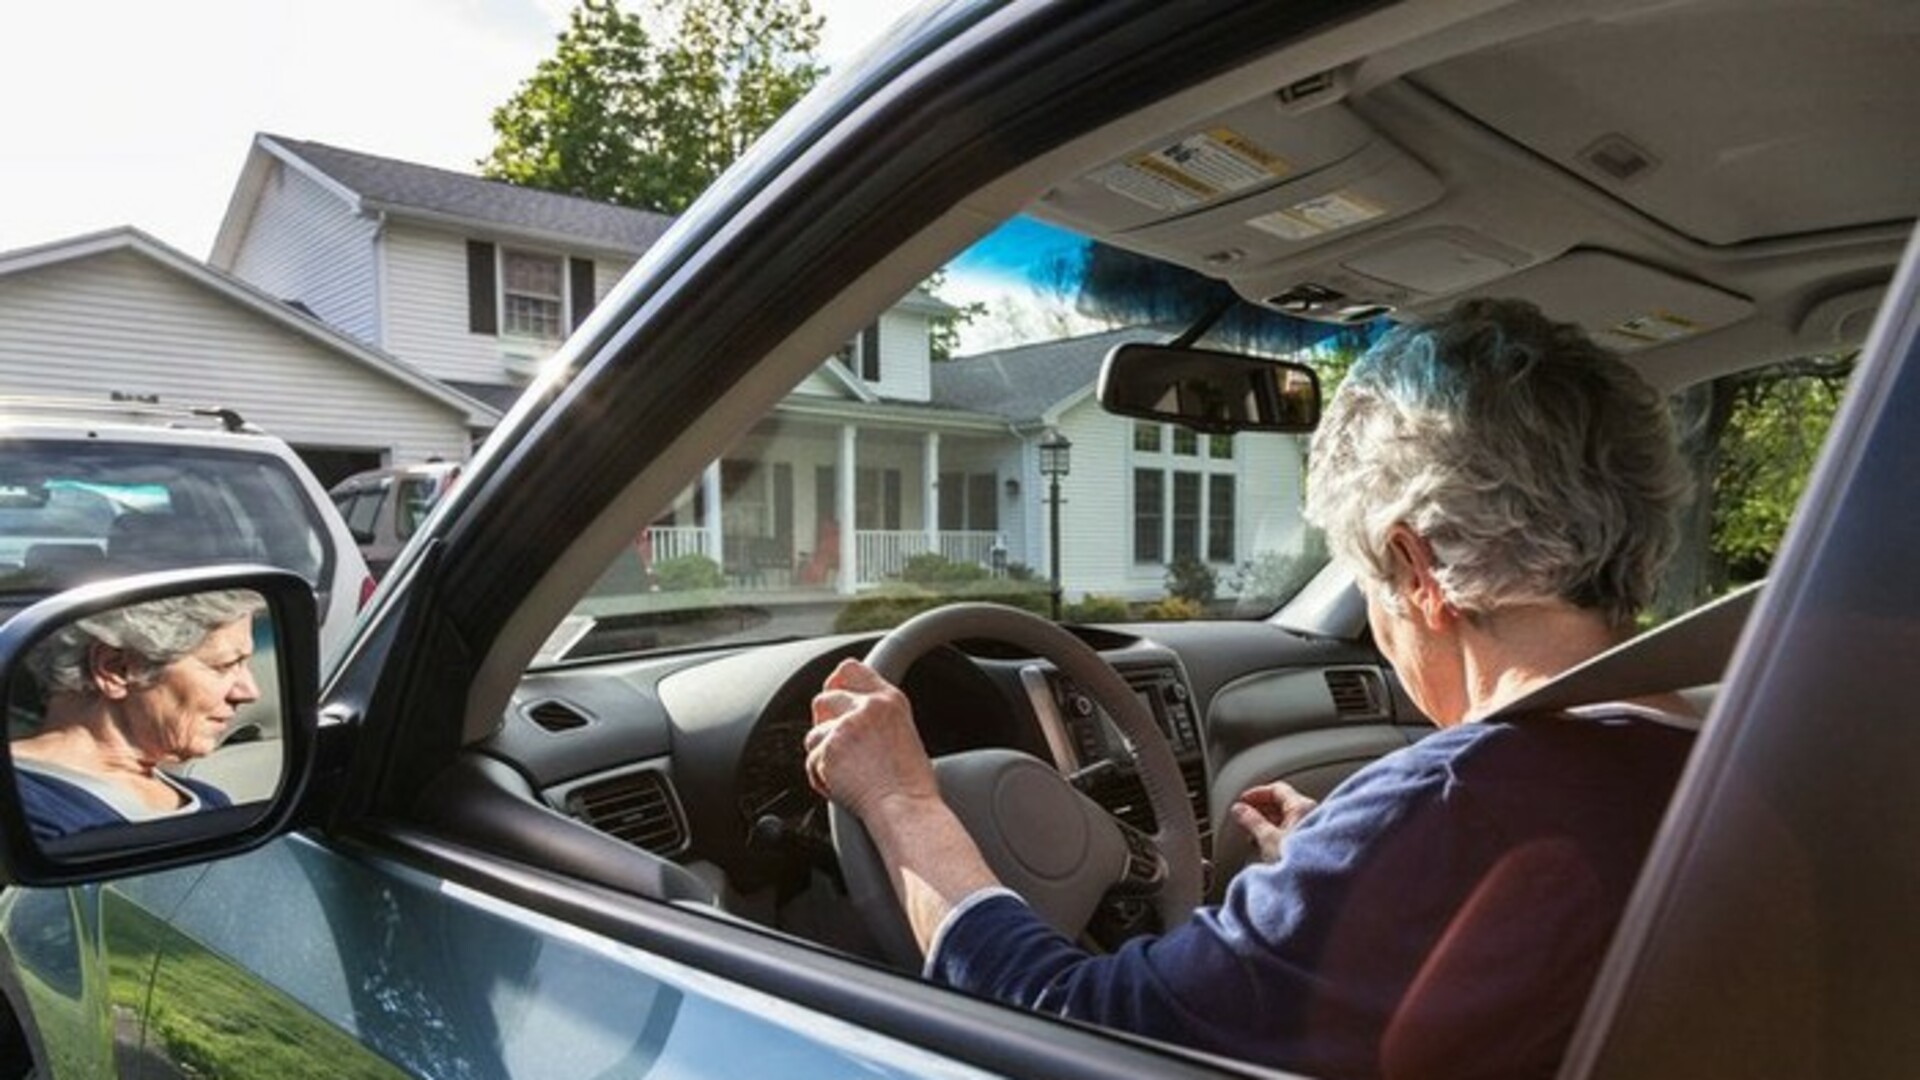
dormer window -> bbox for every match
[503,250,565,342]
[859,322,881,381]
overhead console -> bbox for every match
[1035,89,1445,323]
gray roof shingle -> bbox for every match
[267,135,675,253]
[930,326,1167,422]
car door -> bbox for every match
[133,833,1002,1079]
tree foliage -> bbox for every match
[484,0,825,213]
[1654,353,1853,617]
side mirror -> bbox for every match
[0,566,318,885]
[1097,342,1321,434]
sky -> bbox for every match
[2,0,921,259]
[2,0,1102,353]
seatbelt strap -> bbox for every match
[1481,582,1764,727]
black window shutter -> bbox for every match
[467,241,497,335]
[569,257,596,330]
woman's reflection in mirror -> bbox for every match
[10,590,264,840]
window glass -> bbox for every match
[1172,429,1199,456]
[1208,474,1235,563]
[503,250,564,341]
[1133,422,1161,453]
[1134,469,1164,564]
[1209,434,1234,459]
[0,442,331,596]
[1172,471,1201,560]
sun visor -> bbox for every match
[1038,98,1377,236]
[1460,251,1753,353]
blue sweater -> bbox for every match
[930,711,1693,1079]
[17,767,232,841]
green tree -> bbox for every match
[484,0,825,214]
[1654,353,1853,617]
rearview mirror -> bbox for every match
[1097,342,1321,434]
[0,567,318,884]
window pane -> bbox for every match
[1133,469,1163,563]
[939,471,964,530]
[1134,422,1161,453]
[1209,434,1234,459]
[1208,474,1235,563]
[503,251,564,340]
[1173,471,1201,559]
[967,474,999,532]
[1173,428,1198,456]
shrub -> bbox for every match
[832,579,1052,633]
[1226,529,1331,612]
[1065,594,1130,622]
[901,552,990,587]
[1140,596,1205,621]
[653,554,725,591]
[1164,555,1217,604]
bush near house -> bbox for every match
[1065,594,1130,622]
[654,554,725,591]
[901,553,991,587]
[1140,596,1206,621]
[833,579,1051,633]
[1164,556,1217,605]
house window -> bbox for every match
[856,466,902,529]
[1209,434,1234,459]
[1172,428,1199,456]
[1133,422,1161,453]
[860,322,882,381]
[940,471,1000,531]
[1134,469,1164,564]
[502,250,565,341]
[1208,474,1235,562]
[1172,471,1202,560]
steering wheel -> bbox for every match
[830,602,1205,969]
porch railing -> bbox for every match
[645,525,711,562]
[854,529,1003,584]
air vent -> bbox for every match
[564,770,688,856]
[525,699,589,733]
[1080,761,1210,843]
[1326,668,1389,721]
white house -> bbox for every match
[0,227,494,480]
[207,134,1306,601]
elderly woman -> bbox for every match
[11,589,264,840]
[805,299,1697,1078]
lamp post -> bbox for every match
[1038,429,1072,621]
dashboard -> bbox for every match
[471,618,1419,941]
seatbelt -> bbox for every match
[1481,581,1764,728]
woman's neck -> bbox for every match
[1458,603,1628,721]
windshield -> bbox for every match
[0,440,332,598]
[556,218,1368,661]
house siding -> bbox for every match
[867,309,932,403]
[1047,403,1306,603]
[0,250,471,464]
[226,159,380,345]
[383,223,635,387]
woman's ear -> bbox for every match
[86,642,137,699]
[1384,524,1455,630]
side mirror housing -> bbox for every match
[0,566,318,886]
[1097,342,1321,434]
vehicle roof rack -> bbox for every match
[0,397,261,433]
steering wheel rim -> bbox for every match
[830,602,1205,969]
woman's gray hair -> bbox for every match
[1304,299,1691,627]
[24,590,266,696]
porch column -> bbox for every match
[703,462,723,572]
[924,431,941,556]
[838,424,857,595]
